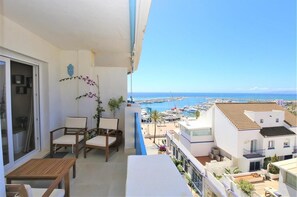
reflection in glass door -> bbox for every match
[11,61,36,161]
[0,57,11,166]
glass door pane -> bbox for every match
[0,58,11,165]
[11,61,35,161]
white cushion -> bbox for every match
[65,117,87,128]
[86,136,116,146]
[99,118,118,130]
[24,184,65,197]
[53,135,84,145]
[32,188,65,197]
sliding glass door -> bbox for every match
[0,56,39,169]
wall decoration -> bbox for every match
[12,75,25,85]
[67,64,74,77]
[16,86,27,94]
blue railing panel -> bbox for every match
[135,113,147,155]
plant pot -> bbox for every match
[158,151,166,155]
[268,173,279,180]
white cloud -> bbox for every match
[249,86,269,91]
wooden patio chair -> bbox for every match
[50,117,87,158]
[6,171,65,197]
[84,118,120,162]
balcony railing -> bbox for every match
[134,112,147,155]
[293,146,297,154]
[243,149,265,159]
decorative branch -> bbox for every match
[59,75,104,128]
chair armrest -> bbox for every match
[107,129,116,136]
[42,170,66,197]
[50,127,66,134]
[6,184,28,197]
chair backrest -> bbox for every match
[65,117,87,128]
[99,118,118,130]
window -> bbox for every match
[173,146,176,157]
[192,128,212,136]
[249,161,261,171]
[285,172,297,190]
[260,119,264,123]
[192,170,203,194]
[284,139,290,148]
[268,140,275,149]
[276,118,279,123]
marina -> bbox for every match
[135,93,297,123]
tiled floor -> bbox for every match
[9,146,133,197]
[68,146,132,197]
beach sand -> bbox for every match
[142,122,180,155]
[141,122,180,137]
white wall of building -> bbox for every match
[237,157,263,172]
[214,106,239,157]
[244,110,284,128]
[263,135,296,157]
[278,170,297,196]
[237,129,262,157]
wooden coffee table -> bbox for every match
[6,158,76,197]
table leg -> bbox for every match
[65,171,70,197]
[73,161,76,178]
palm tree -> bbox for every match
[150,110,160,143]
[195,110,200,119]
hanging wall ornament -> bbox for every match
[67,64,74,77]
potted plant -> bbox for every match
[108,96,125,118]
[268,154,280,180]
[158,145,166,154]
[236,180,255,196]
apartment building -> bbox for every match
[180,103,297,172]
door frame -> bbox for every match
[0,53,41,171]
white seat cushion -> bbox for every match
[86,136,116,146]
[24,184,65,197]
[32,188,65,197]
[53,135,84,145]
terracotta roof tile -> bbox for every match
[216,103,297,130]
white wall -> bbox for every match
[237,157,263,172]
[190,142,215,157]
[59,51,128,131]
[263,135,296,157]
[238,129,262,157]
[278,170,297,196]
[214,106,239,157]
[0,15,61,151]
[244,110,284,128]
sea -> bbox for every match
[128,92,297,113]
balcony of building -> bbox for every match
[243,149,265,159]
[3,110,192,196]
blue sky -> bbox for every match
[130,0,296,93]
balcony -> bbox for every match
[243,149,265,159]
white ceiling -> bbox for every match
[1,0,131,54]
